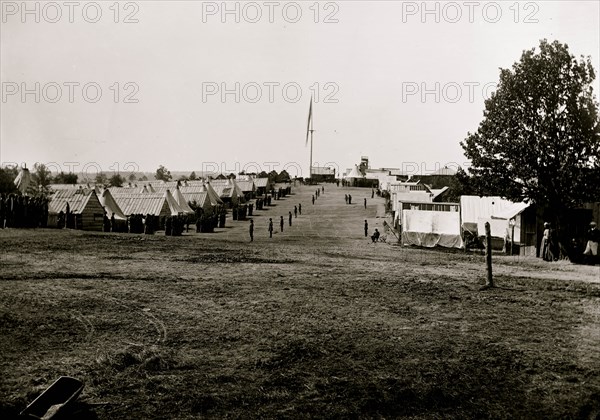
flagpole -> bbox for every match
[310,128,313,179]
[306,97,314,180]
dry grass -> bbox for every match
[1,185,600,419]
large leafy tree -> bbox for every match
[155,165,172,182]
[109,173,125,187]
[33,163,52,190]
[461,40,600,236]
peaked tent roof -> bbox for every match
[345,165,364,179]
[13,167,32,193]
[165,190,186,215]
[205,182,225,205]
[99,189,127,220]
[174,187,195,213]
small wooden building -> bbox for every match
[47,189,104,231]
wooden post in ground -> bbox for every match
[485,222,494,288]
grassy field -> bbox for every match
[1,185,600,419]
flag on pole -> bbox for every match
[305,97,313,146]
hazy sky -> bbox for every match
[1,0,599,178]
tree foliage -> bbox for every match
[276,170,291,183]
[109,173,125,187]
[155,165,172,182]
[96,172,108,185]
[0,166,18,194]
[54,172,78,184]
[33,163,52,189]
[461,40,600,212]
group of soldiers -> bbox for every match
[0,193,49,229]
[540,221,600,265]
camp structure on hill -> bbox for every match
[47,189,105,231]
[400,202,463,249]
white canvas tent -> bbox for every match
[174,186,194,214]
[99,189,127,220]
[460,195,528,239]
[401,202,463,249]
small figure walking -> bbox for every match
[364,220,368,237]
[289,211,292,226]
[294,206,298,218]
[249,219,254,242]
[268,218,274,238]
[298,203,302,215]
[312,195,315,205]
[345,194,348,204]
[348,194,352,205]
[280,216,284,232]
[364,198,367,209]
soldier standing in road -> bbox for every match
[280,216,284,232]
[268,218,273,238]
[364,220,368,237]
[249,219,254,242]
[298,203,302,215]
[364,198,367,209]
[289,211,293,226]
[294,206,298,218]
[312,195,315,205]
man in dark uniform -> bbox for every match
[268,218,274,238]
[294,206,298,218]
[364,198,367,209]
[312,195,315,205]
[364,220,368,237]
[280,216,284,232]
[298,203,302,215]
[288,211,292,226]
[249,219,254,242]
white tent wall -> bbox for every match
[401,210,463,249]
[392,192,434,227]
